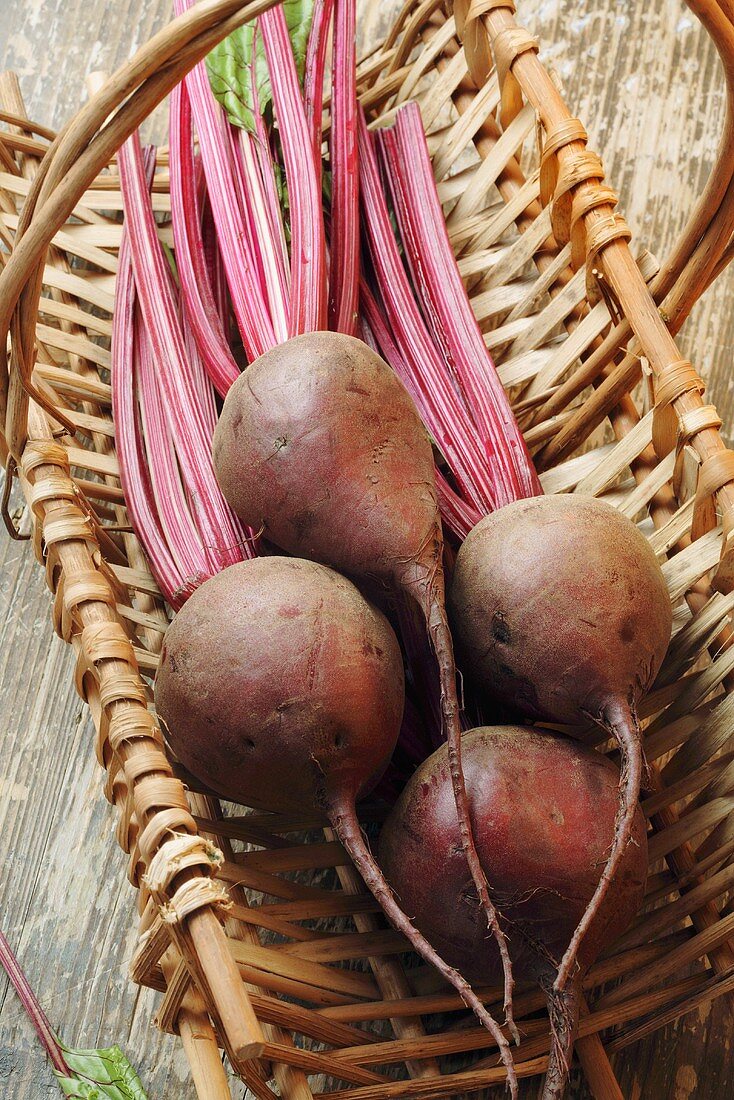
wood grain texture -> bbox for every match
[0,1,731,1098]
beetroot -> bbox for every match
[448,495,670,998]
[380,726,648,1099]
[154,556,518,1090]
[212,331,517,1037]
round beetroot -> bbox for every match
[155,556,402,812]
[448,496,671,729]
[212,333,438,585]
[380,726,648,1099]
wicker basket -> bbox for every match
[3,0,734,1096]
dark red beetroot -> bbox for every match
[448,495,670,1000]
[212,331,517,1040]
[380,726,648,1099]
[154,556,517,1089]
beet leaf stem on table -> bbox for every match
[0,931,147,1099]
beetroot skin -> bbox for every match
[213,332,438,584]
[155,556,402,813]
[380,727,648,981]
[448,495,672,730]
[380,726,648,1098]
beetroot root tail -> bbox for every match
[435,610,519,1044]
[329,796,519,1100]
[539,976,581,1100]
[555,698,644,995]
[400,544,518,1045]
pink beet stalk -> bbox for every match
[249,23,292,300]
[378,104,541,506]
[231,122,289,342]
[174,0,276,361]
[169,81,240,396]
[260,5,328,334]
[201,196,230,332]
[356,128,492,515]
[118,131,246,577]
[182,305,219,433]
[360,305,480,541]
[303,0,334,175]
[135,316,210,586]
[112,208,184,606]
[329,0,359,334]
[435,473,482,540]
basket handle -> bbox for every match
[454,0,734,589]
[455,0,734,311]
[528,0,734,449]
[653,2,734,303]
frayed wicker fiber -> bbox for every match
[3,1,734,1097]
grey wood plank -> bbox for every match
[0,2,731,1099]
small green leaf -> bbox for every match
[206,1,315,132]
[272,160,288,210]
[55,1044,147,1100]
[205,25,266,132]
[321,167,332,207]
[161,241,179,287]
[272,160,291,242]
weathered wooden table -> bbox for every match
[0,2,732,1097]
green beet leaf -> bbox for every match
[54,1044,147,1100]
[206,1,315,131]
